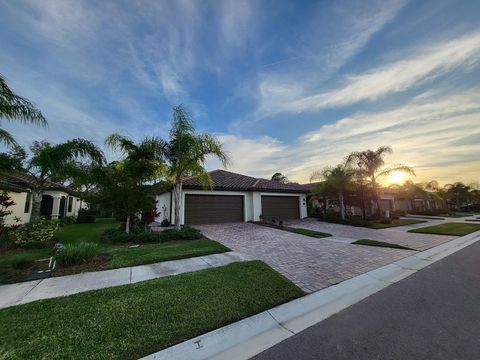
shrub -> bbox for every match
[410,208,455,216]
[58,217,77,226]
[57,242,98,266]
[12,218,59,246]
[78,209,97,216]
[391,210,406,217]
[161,219,170,227]
[379,218,392,224]
[77,215,96,224]
[103,226,202,244]
[11,256,35,270]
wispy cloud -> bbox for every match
[260,30,480,116]
[256,0,408,117]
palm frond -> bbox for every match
[0,74,47,126]
[377,164,415,178]
[0,127,18,147]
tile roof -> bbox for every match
[0,172,76,194]
[182,170,307,193]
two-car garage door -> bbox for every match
[184,194,300,225]
[184,194,244,225]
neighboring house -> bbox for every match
[156,169,308,225]
[303,183,444,216]
[0,173,85,225]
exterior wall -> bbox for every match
[159,189,307,225]
[155,192,171,224]
[3,191,32,225]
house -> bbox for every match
[0,173,85,225]
[155,169,308,225]
[303,183,444,216]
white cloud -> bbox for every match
[206,134,288,178]
[265,30,480,115]
[209,89,480,185]
[256,0,408,117]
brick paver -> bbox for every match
[285,218,457,251]
[196,223,413,293]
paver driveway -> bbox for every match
[285,218,457,251]
[195,223,413,292]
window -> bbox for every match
[67,196,73,212]
[24,192,31,213]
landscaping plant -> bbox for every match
[56,242,99,266]
[12,217,59,247]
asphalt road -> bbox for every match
[253,240,480,360]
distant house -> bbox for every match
[303,183,444,216]
[156,169,308,225]
[0,173,85,225]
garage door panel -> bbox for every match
[262,196,299,220]
[185,195,244,225]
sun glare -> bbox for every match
[389,171,407,184]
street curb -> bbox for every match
[140,232,480,360]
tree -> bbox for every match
[308,181,330,218]
[103,134,167,233]
[402,180,428,211]
[0,74,47,147]
[311,164,355,220]
[16,139,105,223]
[346,146,414,217]
[443,182,471,209]
[163,105,230,230]
[271,172,289,184]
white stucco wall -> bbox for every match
[3,191,31,225]
[155,192,171,224]
[159,189,308,225]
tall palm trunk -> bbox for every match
[339,191,346,220]
[173,181,182,231]
[125,214,130,234]
[29,191,43,224]
[371,176,382,217]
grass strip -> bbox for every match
[0,261,304,360]
[408,223,480,236]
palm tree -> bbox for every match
[308,180,330,219]
[346,146,414,217]
[311,164,355,220]
[443,182,471,209]
[163,105,230,230]
[0,74,47,146]
[105,134,167,232]
[23,139,105,223]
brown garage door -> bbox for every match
[261,196,300,220]
[184,194,244,225]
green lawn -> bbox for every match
[0,261,304,360]
[408,222,480,236]
[0,219,230,284]
[106,239,229,268]
[353,239,414,250]
[55,218,118,246]
[285,227,331,238]
[368,219,426,229]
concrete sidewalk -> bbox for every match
[0,251,244,309]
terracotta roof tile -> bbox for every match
[182,170,306,193]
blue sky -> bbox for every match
[1,0,479,184]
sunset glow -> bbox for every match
[389,171,407,184]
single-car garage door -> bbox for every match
[184,194,244,225]
[261,195,299,220]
